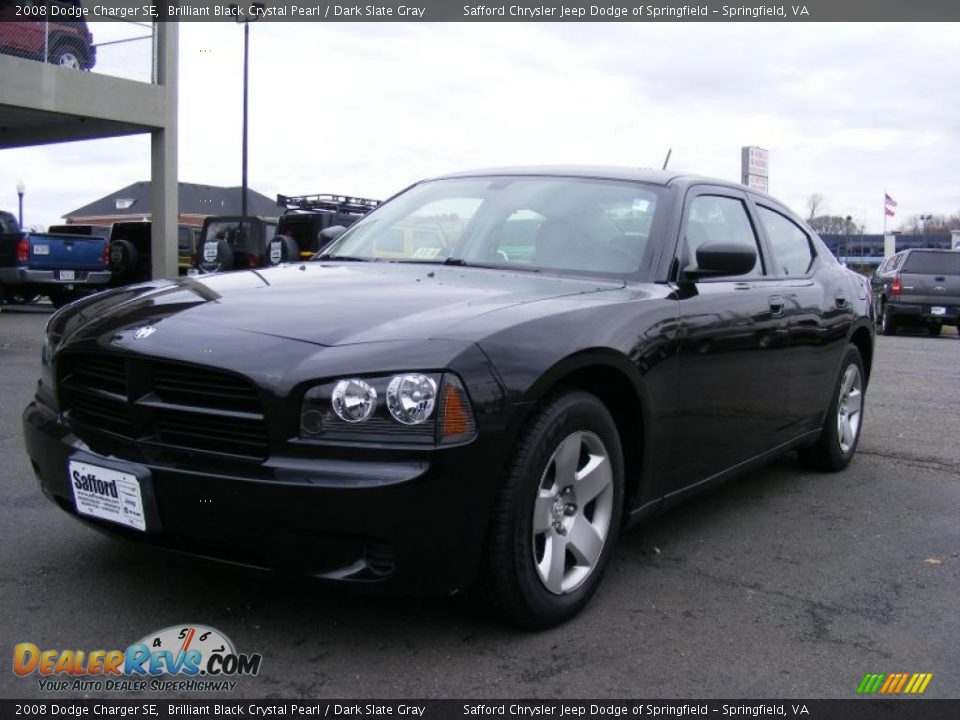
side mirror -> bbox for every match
[318,225,347,246]
[685,241,757,279]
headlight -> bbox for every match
[300,372,476,446]
[386,374,437,425]
[331,378,378,423]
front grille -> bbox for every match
[59,353,268,460]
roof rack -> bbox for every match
[277,193,380,214]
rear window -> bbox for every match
[902,252,960,275]
[0,213,18,234]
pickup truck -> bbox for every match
[0,212,111,308]
[872,248,960,336]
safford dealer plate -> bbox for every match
[69,460,146,532]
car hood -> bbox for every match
[62,263,625,347]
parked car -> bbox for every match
[23,167,875,628]
[0,0,96,70]
[269,194,380,265]
[197,215,278,273]
[871,248,960,336]
[107,221,200,285]
[0,212,110,307]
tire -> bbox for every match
[109,239,140,281]
[48,44,83,70]
[480,390,625,629]
[267,235,299,265]
[199,239,234,274]
[880,303,897,336]
[928,323,942,338]
[798,344,866,472]
[5,290,39,305]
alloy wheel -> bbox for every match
[532,430,614,595]
[836,364,863,454]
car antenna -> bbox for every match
[662,148,672,170]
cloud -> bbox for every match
[1,22,958,232]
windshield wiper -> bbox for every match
[442,257,468,266]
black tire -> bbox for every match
[879,303,897,336]
[798,344,866,472]
[199,239,234,274]
[48,43,84,70]
[479,390,625,629]
[5,290,40,305]
[928,323,942,338]
[109,239,139,281]
[267,235,300,265]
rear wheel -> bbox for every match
[880,303,897,336]
[928,323,942,337]
[798,344,865,472]
[48,44,83,69]
[200,239,234,273]
[480,390,624,628]
[109,239,140,282]
[267,235,299,265]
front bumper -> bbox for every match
[887,301,959,326]
[23,399,504,596]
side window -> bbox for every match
[684,195,763,277]
[758,206,814,276]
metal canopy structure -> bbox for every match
[0,26,179,278]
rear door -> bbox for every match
[669,187,792,490]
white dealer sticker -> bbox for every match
[69,460,146,532]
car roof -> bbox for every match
[429,165,747,191]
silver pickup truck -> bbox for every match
[871,248,960,336]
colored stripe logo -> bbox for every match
[857,673,933,694]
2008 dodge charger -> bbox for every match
[23,167,875,627]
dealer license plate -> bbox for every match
[69,460,146,532]
[931,306,946,316]
[59,270,75,281]
[33,244,49,255]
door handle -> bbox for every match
[768,295,784,316]
[835,294,848,309]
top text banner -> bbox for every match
[5,0,960,21]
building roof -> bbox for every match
[64,181,278,220]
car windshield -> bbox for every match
[320,176,664,276]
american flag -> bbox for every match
[885,193,898,209]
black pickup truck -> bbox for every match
[872,248,960,336]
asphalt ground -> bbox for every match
[1,303,958,700]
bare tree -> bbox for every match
[899,213,960,233]
[806,193,826,221]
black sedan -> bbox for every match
[23,167,875,627]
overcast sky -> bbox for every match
[1,21,958,232]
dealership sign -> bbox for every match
[741,146,769,193]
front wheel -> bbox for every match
[928,323,942,337]
[48,44,83,69]
[480,390,624,628]
[798,344,866,472]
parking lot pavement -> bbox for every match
[1,307,957,699]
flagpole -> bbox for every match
[883,189,887,236]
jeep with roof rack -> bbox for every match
[268,193,380,266]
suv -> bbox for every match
[872,248,960,336]
[0,0,96,70]
[197,216,278,273]
[108,221,201,286]
[268,194,379,265]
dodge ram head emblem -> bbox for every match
[133,326,157,340]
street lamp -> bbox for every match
[229,3,265,220]
[16,180,25,228]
